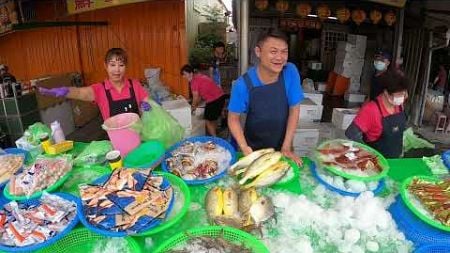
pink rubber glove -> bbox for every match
[39,87,70,98]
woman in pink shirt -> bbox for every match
[181,65,225,136]
[39,48,150,120]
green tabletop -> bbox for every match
[387,158,433,183]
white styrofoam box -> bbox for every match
[40,101,75,136]
[347,34,367,46]
[345,93,366,103]
[334,65,362,79]
[336,42,365,57]
[293,128,319,149]
[308,61,323,70]
[332,127,348,140]
[348,82,361,93]
[316,82,327,92]
[294,147,314,157]
[162,99,192,129]
[332,108,359,130]
[299,98,323,123]
[304,92,323,105]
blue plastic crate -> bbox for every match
[310,162,385,197]
[0,192,79,252]
[441,150,450,170]
[414,244,450,253]
[77,173,175,237]
[162,136,237,185]
[388,196,450,247]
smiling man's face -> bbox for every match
[255,37,288,75]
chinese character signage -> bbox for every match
[0,0,19,34]
[67,0,148,15]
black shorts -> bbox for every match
[204,96,225,121]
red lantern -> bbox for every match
[336,7,351,23]
[317,4,331,21]
[254,0,269,11]
[276,0,289,13]
[352,9,366,25]
[384,10,396,26]
[370,10,382,24]
[296,3,312,18]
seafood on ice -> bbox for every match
[408,177,450,226]
[316,140,384,177]
[205,186,275,231]
[9,155,72,197]
[0,193,77,247]
[167,231,252,253]
[0,154,24,184]
[229,150,290,188]
[80,168,174,233]
[165,141,232,181]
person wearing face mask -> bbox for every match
[345,71,409,158]
[370,50,392,100]
[227,29,304,165]
[38,48,150,120]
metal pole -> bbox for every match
[239,0,249,75]
[418,31,433,126]
[393,9,404,64]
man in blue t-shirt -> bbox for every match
[228,29,304,165]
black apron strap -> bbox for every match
[243,73,254,92]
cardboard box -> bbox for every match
[71,100,99,127]
[162,99,192,129]
[332,108,359,130]
[299,98,323,123]
[304,92,323,105]
[345,93,366,103]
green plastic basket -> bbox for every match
[124,141,165,168]
[134,171,191,237]
[270,157,302,194]
[153,226,270,253]
[36,227,141,253]
[400,175,450,232]
[315,139,390,182]
[3,170,73,201]
[59,165,111,196]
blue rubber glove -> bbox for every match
[140,101,151,112]
[39,87,70,98]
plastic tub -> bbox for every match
[124,141,165,168]
[4,148,30,164]
[102,113,141,157]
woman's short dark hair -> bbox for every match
[257,28,288,47]
[105,48,128,65]
[213,42,225,49]
[380,70,409,94]
[180,64,194,74]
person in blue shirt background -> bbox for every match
[209,42,226,87]
[227,29,304,165]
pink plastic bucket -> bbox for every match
[102,113,141,156]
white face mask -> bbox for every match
[374,61,387,71]
[392,96,405,106]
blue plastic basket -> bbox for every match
[441,150,450,170]
[388,196,450,247]
[414,244,450,253]
[77,173,175,237]
[0,184,9,207]
[0,192,79,252]
[162,136,237,185]
[310,162,385,197]
[4,148,30,164]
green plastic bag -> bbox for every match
[422,155,449,175]
[73,141,112,166]
[135,99,184,149]
[403,128,435,153]
[24,122,51,145]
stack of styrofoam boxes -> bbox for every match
[299,98,323,123]
[334,35,367,102]
[331,108,360,139]
[188,107,206,137]
[161,98,192,136]
[293,122,338,157]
